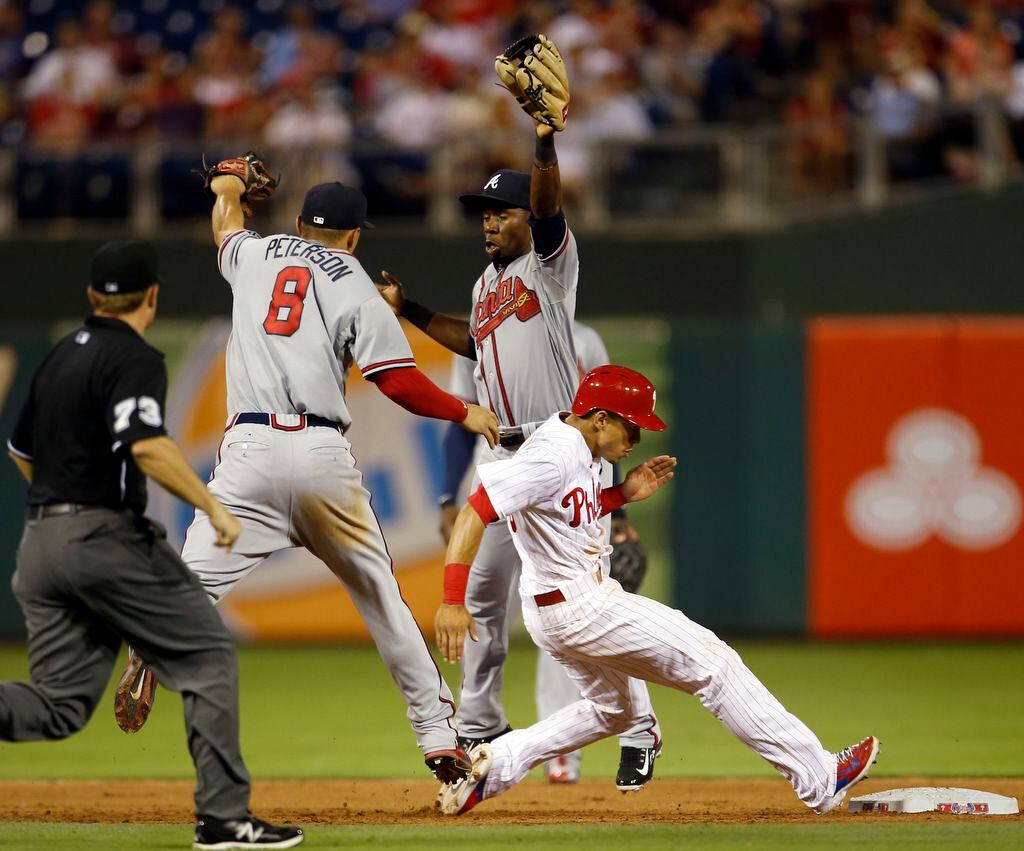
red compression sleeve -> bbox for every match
[468,484,499,524]
[599,484,628,517]
[443,563,471,605]
[369,366,469,422]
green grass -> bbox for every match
[1,641,1021,848]
[0,641,1022,781]
[0,822,1021,850]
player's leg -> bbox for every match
[82,517,253,820]
[615,678,663,790]
[535,648,582,781]
[0,516,119,741]
[181,424,292,603]
[569,581,840,811]
[291,438,458,759]
[440,636,641,814]
[456,522,519,741]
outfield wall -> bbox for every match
[2,317,1023,640]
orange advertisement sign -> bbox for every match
[808,318,1024,637]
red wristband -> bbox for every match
[443,563,471,605]
[599,484,628,517]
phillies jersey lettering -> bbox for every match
[218,228,414,430]
[562,485,598,528]
[477,413,609,595]
[469,219,579,434]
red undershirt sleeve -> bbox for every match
[467,483,499,524]
[368,366,469,422]
[599,484,628,517]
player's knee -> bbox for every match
[42,694,94,739]
[592,701,633,735]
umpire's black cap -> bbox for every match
[300,182,374,230]
[90,240,161,294]
[459,169,531,211]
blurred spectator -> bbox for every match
[264,80,353,148]
[639,21,705,125]
[21,17,118,107]
[82,0,140,76]
[374,71,451,147]
[0,1,25,82]
[192,7,259,140]
[258,3,342,91]
[941,4,1016,181]
[417,5,492,75]
[784,67,850,196]
[864,44,942,182]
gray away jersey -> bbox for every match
[218,229,414,430]
[469,220,579,431]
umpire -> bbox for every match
[2,241,303,849]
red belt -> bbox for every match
[533,571,602,607]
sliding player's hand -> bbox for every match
[435,604,478,664]
[621,455,677,503]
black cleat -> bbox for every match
[616,740,663,792]
[425,748,473,784]
[194,814,304,849]
[457,724,512,755]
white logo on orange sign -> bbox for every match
[845,408,1021,552]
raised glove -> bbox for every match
[495,33,570,130]
[609,523,648,593]
[196,150,279,204]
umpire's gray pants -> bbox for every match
[0,508,251,819]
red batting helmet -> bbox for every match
[572,365,666,431]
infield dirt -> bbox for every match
[0,777,1020,826]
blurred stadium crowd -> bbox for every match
[3,0,1024,221]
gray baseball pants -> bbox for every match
[0,508,251,819]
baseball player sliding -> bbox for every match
[377,33,663,790]
[434,366,880,816]
[440,322,656,785]
[113,153,501,785]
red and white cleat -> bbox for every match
[438,744,493,816]
[817,735,880,814]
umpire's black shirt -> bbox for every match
[7,315,168,514]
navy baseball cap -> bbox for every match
[459,169,531,211]
[300,182,374,230]
[90,240,161,294]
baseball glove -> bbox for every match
[495,34,570,130]
[609,522,648,593]
[196,150,279,204]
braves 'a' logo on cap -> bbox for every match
[485,174,501,190]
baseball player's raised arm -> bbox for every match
[376,272,474,358]
[531,125,561,219]
[210,175,247,247]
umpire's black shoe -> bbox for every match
[616,740,663,792]
[194,814,304,849]
[457,724,512,755]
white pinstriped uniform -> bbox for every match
[181,228,459,757]
[475,415,839,812]
[451,316,660,751]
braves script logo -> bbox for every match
[474,275,541,340]
[845,408,1021,552]
[562,486,598,528]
